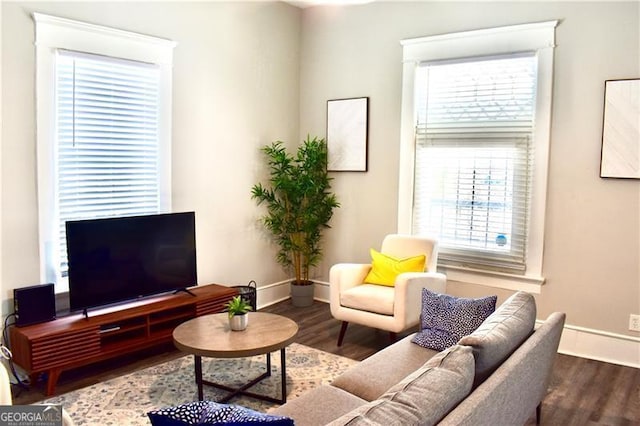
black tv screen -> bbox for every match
[66,212,197,312]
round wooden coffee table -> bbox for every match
[173,312,298,404]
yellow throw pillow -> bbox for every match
[364,248,427,287]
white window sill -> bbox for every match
[437,264,545,294]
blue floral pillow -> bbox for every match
[147,401,294,426]
[412,288,497,351]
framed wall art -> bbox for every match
[326,97,369,172]
[600,78,640,179]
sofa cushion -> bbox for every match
[269,384,367,425]
[412,289,497,351]
[458,291,537,387]
[331,333,439,401]
[363,248,426,286]
[148,401,293,426]
[340,283,394,315]
[327,345,475,426]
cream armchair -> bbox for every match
[329,234,446,346]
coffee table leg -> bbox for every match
[194,355,204,401]
[280,347,287,403]
[266,352,272,377]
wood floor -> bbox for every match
[11,300,640,425]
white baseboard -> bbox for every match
[314,280,330,303]
[254,279,331,309]
[254,280,292,309]
[547,321,640,369]
[256,281,640,369]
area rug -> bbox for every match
[41,343,357,426]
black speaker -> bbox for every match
[14,283,56,327]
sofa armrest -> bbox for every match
[394,271,447,328]
[439,312,566,426]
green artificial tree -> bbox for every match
[251,136,340,287]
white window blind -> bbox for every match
[412,54,537,273]
[55,50,161,274]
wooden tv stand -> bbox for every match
[8,283,237,396]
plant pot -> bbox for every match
[229,313,248,331]
[291,281,315,307]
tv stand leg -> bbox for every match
[46,368,62,396]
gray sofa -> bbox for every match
[272,291,566,425]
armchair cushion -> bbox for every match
[340,284,394,315]
[412,289,496,351]
[364,248,426,287]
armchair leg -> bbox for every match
[536,403,541,425]
[389,332,397,343]
[337,322,349,346]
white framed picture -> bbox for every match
[327,97,369,172]
[600,78,640,179]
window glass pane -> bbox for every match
[418,54,537,130]
[55,51,161,275]
[414,136,530,267]
[412,54,536,272]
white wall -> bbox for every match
[298,1,640,345]
[1,1,301,312]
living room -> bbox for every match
[0,0,638,421]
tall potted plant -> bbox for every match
[251,136,339,307]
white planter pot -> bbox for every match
[229,314,248,331]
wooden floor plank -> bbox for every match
[10,299,640,425]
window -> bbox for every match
[35,13,176,292]
[398,21,557,291]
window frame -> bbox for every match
[34,13,177,292]
[398,21,558,293]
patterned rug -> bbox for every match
[41,343,358,425]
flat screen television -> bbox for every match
[66,212,197,314]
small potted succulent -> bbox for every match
[225,296,253,331]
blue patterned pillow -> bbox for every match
[412,289,497,351]
[200,402,293,426]
[147,401,294,426]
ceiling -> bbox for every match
[282,0,374,8]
